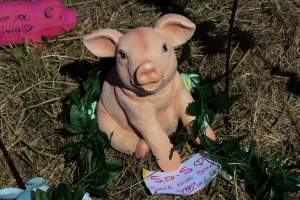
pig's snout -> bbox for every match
[136,63,162,87]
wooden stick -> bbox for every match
[0,136,25,189]
[224,0,239,128]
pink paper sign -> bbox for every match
[143,153,221,196]
[0,0,77,46]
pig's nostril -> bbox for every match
[136,65,162,86]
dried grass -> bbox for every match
[0,0,299,199]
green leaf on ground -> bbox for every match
[63,142,83,163]
[70,105,88,128]
[63,122,84,134]
[106,159,123,172]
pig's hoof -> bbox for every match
[135,139,150,159]
[157,151,181,172]
[194,126,216,145]
[194,137,201,145]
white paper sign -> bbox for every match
[142,153,221,196]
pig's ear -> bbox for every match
[83,29,123,57]
[154,14,196,47]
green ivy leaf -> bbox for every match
[194,84,215,99]
[70,105,88,129]
[63,122,84,134]
[35,189,50,200]
[63,142,83,163]
[82,70,101,103]
[84,149,98,174]
[88,131,110,149]
[68,89,81,106]
[273,174,300,192]
[171,129,192,151]
[70,188,85,200]
[106,159,123,172]
[86,185,108,198]
[107,172,120,187]
[35,185,85,200]
[169,147,175,160]
[255,176,271,199]
[58,67,121,198]
[181,67,300,199]
[85,133,107,167]
[187,99,203,116]
[52,183,73,199]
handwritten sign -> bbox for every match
[0,0,76,45]
[143,153,221,196]
[0,14,33,36]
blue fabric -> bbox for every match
[25,177,48,190]
[0,188,24,199]
[0,177,91,200]
[0,177,49,200]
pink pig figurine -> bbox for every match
[83,14,216,172]
[0,0,76,46]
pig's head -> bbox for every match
[83,14,195,95]
[41,5,77,38]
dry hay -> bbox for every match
[0,0,299,199]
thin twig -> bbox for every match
[0,81,77,107]
[281,94,300,136]
[0,136,25,189]
[25,97,61,110]
[21,140,57,158]
[224,0,239,128]
[67,0,100,7]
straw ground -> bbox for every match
[0,0,299,199]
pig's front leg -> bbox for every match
[177,80,216,141]
[97,101,150,159]
[138,117,181,172]
[116,92,181,172]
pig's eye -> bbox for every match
[162,43,168,53]
[118,50,127,59]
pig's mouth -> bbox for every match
[131,78,162,93]
[133,77,169,94]
[139,81,160,91]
